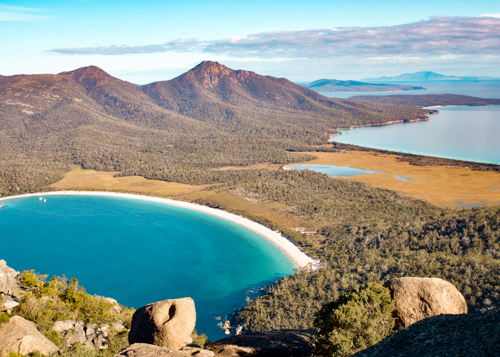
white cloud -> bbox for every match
[49,16,500,60]
[0,5,50,21]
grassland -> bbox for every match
[50,167,209,196]
[293,151,500,208]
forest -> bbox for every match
[1,62,499,349]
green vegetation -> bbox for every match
[1,63,499,356]
[228,170,500,332]
[350,93,500,107]
[314,282,395,357]
[12,271,133,355]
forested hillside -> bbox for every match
[225,170,500,332]
[0,62,428,196]
[1,62,499,342]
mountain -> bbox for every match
[0,61,427,194]
[305,79,424,92]
[363,71,499,82]
[143,61,426,131]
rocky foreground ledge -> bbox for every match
[2,259,499,357]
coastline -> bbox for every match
[0,191,318,270]
[332,117,430,134]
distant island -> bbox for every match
[363,71,500,82]
[304,79,425,92]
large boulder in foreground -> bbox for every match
[384,277,467,328]
[129,297,196,350]
[352,307,500,357]
[207,329,315,357]
[0,259,21,300]
[0,315,60,357]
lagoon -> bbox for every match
[288,164,382,177]
[333,106,500,165]
[0,194,297,339]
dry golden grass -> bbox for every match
[50,167,209,197]
[296,151,500,208]
[183,190,314,229]
[49,168,315,234]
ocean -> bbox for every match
[0,194,296,340]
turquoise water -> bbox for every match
[333,106,500,164]
[288,164,381,177]
[0,195,295,339]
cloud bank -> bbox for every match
[49,16,500,59]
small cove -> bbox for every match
[0,194,297,340]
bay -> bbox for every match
[0,194,296,339]
[332,105,500,165]
[321,80,500,99]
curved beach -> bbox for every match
[0,191,318,269]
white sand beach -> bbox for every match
[0,191,318,269]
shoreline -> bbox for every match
[332,117,430,133]
[0,191,319,270]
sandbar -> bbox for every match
[0,191,318,269]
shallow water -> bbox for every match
[333,106,500,164]
[288,164,382,177]
[0,195,295,339]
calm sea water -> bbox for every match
[0,195,295,339]
[333,106,500,164]
[288,164,381,177]
[321,80,500,99]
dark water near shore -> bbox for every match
[0,195,295,339]
[333,106,500,164]
[321,80,500,99]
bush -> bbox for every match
[314,282,395,357]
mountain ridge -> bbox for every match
[305,79,425,92]
[363,71,499,82]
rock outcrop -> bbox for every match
[52,320,125,349]
[0,294,19,313]
[0,259,21,300]
[114,343,215,357]
[352,307,500,357]
[0,315,60,357]
[115,343,192,357]
[384,277,467,328]
[129,297,196,350]
[207,329,315,357]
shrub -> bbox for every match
[314,282,395,357]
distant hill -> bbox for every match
[348,94,500,107]
[305,79,424,92]
[363,71,499,82]
[0,61,427,194]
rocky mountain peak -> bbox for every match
[183,61,256,87]
[58,66,114,86]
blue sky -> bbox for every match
[1,0,499,84]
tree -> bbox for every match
[314,282,395,357]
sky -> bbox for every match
[1,0,499,84]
